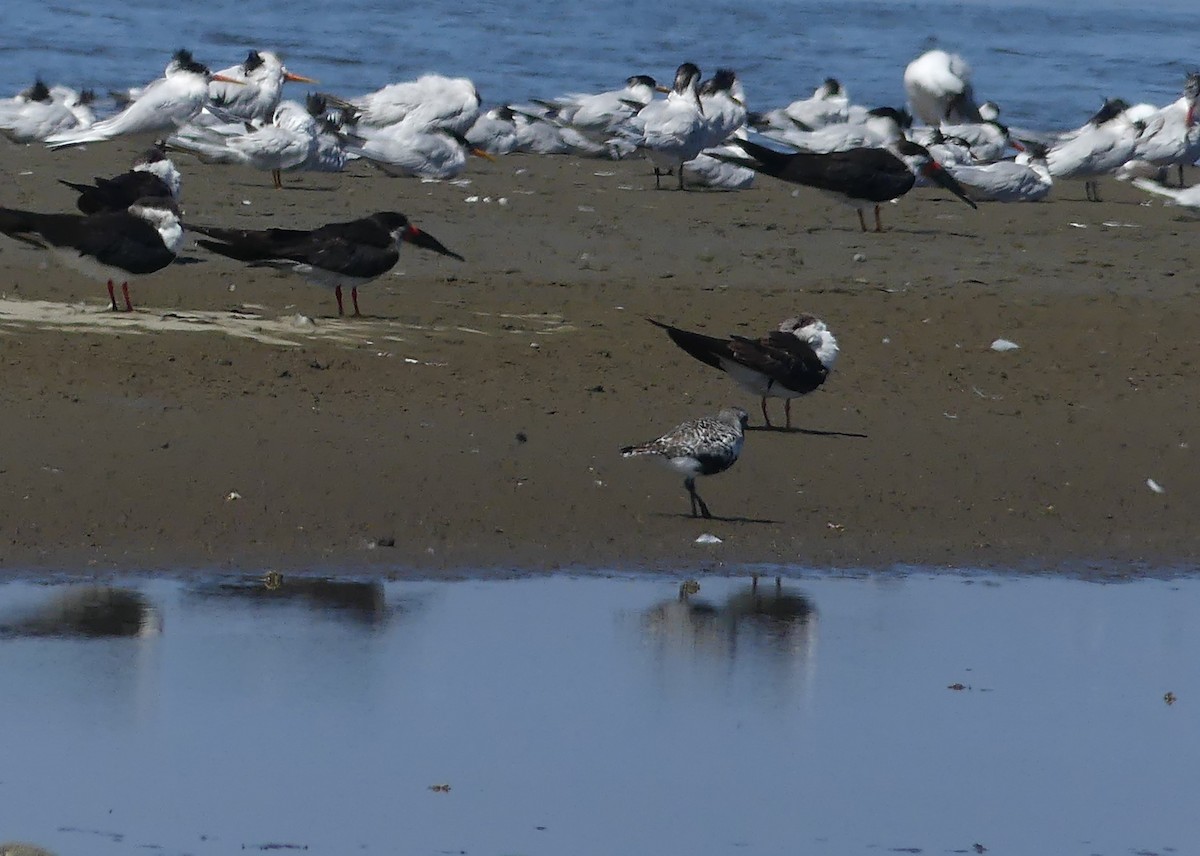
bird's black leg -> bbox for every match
[856,209,867,232]
[334,285,345,316]
[351,287,361,317]
[1179,163,1186,188]
[760,397,772,428]
[685,477,712,519]
[785,398,792,429]
[653,168,663,190]
[677,167,685,191]
[874,204,884,232]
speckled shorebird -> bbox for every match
[649,315,838,429]
[621,406,749,519]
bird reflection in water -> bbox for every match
[0,586,161,638]
[187,572,389,625]
[641,575,818,688]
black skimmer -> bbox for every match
[713,137,976,231]
[0,197,183,312]
[59,146,181,214]
[621,406,749,519]
[649,315,837,428]
[45,50,242,148]
[189,212,464,316]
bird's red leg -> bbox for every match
[857,209,867,232]
[761,396,772,428]
[874,205,884,233]
[106,280,117,312]
[335,285,345,316]
[121,282,133,312]
[351,287,361,317]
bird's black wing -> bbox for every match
[304,234,399,278]
[73,211,177,274]
[730,332,829,393]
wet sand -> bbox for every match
[1,139,1198,575]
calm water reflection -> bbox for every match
[0,571,1196,855]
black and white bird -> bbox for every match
[621,406,749,520]
[626,62,708,189]
[712,137,976,231]
[649,315,838,429]
[45,50,242,148]
[0,197,183,311]
[59,146,182,214]
[189,212,463,316]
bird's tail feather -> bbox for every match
[647,318,731,371]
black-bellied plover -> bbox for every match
[649,315,839,429]
[621,406,749,519]
[189,212,463,316]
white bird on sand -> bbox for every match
[764,106,909,154]
[203,49,317,125]
[466,105,521,155]
[1047,98,1144,201]
[1121,73,1200,186]
[913,119,1022,163]
[1130,177,1200,216]
[344,118,494,179]
[752,77,850,132]
[0,80,95,142]
[45,50,242,148]
[168,99,319,188]
[697,68,747,150]
[904,49,983,126]
[538,74,664,134]
[327,74,481,133]
[627,62,708,189]
[947,149,1053,202]
[620,406,749,519]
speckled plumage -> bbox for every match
[621,406,748,518]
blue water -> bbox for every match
[2,0,1195,132]
[0,571,1197,855]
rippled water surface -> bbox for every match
[1,0,1197,131]
[0,571,1197,855]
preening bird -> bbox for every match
[649,315,838,428]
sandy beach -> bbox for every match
[0,138,1198,576]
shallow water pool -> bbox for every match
[0,570,1196,854]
